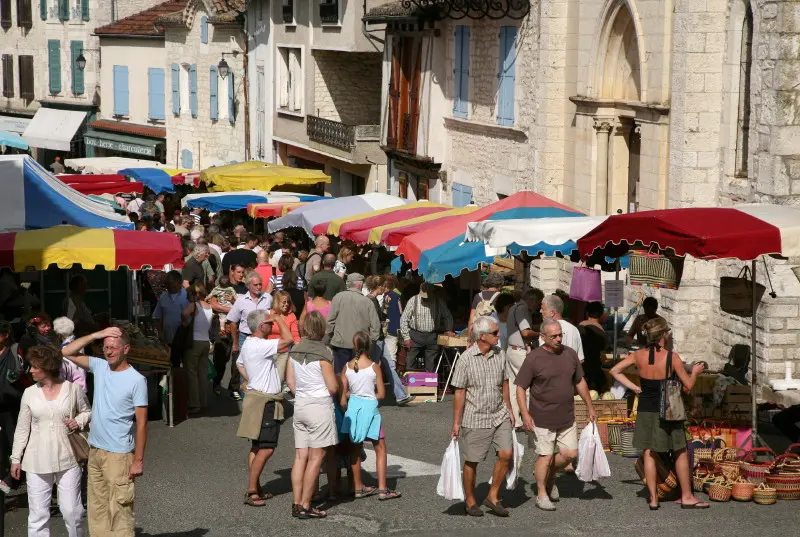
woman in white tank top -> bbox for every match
[340,332,402,501]
[181,282,213,414]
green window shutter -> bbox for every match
[71,41,84,95]
[40,0,47,20]
[58,0,69,21]
[48,40,61,94]
[81,0,89,21]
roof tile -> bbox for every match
[95,0,189,37]
[88,120,166,139]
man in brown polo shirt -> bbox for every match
[515,319,597,512]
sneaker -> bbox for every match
[548,483,560,502]
[396,395,416,406]
[536,496,556,511]
[231,391,242,401]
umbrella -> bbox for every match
[268,193,409,238]
[63,157,162,174]
[200,160,331,192]
[396,191,582,282]
[0,225,184,271]
[247,202,308,218]
[576,203,800,448]
[366,206,480,247]
[323,201,451,243]
[0,130,29,150]
[182,191,324,212]
[118,168,176,194]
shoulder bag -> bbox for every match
[659,350,686,421]
[67,382,90,463]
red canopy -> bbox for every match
[57,174,127,183]
[68,182,144,196]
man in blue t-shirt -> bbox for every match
[63,326,148,537]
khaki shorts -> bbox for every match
[529,422,578,456]
[459,420,513,463]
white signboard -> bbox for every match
[604,280,625,309]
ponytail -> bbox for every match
[352,331,371,373]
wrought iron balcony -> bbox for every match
[400,0,530,20]
[307,116,380,153]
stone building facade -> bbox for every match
[366,0,800,377]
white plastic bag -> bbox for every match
[436,439,465,500]
[488,430,525,489]
[576,423,611,482]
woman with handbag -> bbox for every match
[181,282,214,415]
[9,345,91,536]
[610,317,707,510]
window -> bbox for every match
[17,0,33,27]
[497,25,517,126]
[70,40,83,94]
[282,0,294,24]
[189,63,198,118]
[47,40,61,94]
[40,0,46,20]
[277,47,302,113]
[18,55,33,99]
[387,37,422,153]
[58,0,68,20]
[451,183,473,207]
[0,0,11,28]
[113,65,129,116]
[256,66,265,159]
[171,63,181,115]
[735,7,753,177]
[319,0,338,25]
[148,67,166,120]
[416,178,429,200]
[1,55,13,98]
[200,15,208,44]
[80,0,88,21]
[453,26,470,119]
[180,148,193,169]
[209,65,218,120]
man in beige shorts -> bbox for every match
[451,316,515,517]
[515,319,597,511]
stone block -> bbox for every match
[684,52,723,74]
[764,332,798,346]
[774,60,800,91]
[765,304,799,318]
[770,126,800,155]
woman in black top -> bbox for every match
[610,317,707,510]
[280,258,307,317]
[578,302,609,393]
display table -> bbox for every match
[760,385,800,407]
[435,335,469,402]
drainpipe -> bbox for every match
[361,0,384,52]
[243,13,251,161]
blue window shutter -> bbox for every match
[70,41,84,95]
[81,0,89,21]
[228,72,235,124]
[451,183,463,207]
[453,26,470,119]
[40,0,47,19]
[497,26,517,126]
[181,149,193,169]
[58,0,69,20]
[48,40,61,93]
[462,185,473,205]
[189,64,198,118]
[149,68,166,120]
[200,16,208,44]
[171,63,180,115]
[113,65,129,116]
[209,65,218,121]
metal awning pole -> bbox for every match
[613,258,620,363]
[751,259,758,446]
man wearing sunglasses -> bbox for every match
[515,319,597,512]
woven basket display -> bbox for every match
[753,483,777,505]
[713,447,739,463]
[575,399,628,430]
[693,471,712,493]
[620,426,641,458]
[608,421,623,453]
[731,479,755,502]
[596,419,611,451]
[716,460,741,482]
[707,479,732,502]
[740,448,775,484]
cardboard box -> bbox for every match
[438,335,469,347]
[406,385,437,403]
[403,372,438,388]
[724,385,752,404]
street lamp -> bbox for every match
[217,51,240,79]
[76,53,87,71]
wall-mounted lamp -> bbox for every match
[217,50,240,79]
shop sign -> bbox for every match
[85,136,156,157]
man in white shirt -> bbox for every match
[539,295,584,362]
[235,309,294,506]
[127,194,145,216]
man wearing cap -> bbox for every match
[325,273,381,373]
[50,156,65,174]
[400,282,454,372]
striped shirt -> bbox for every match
[450,344,508,429]
[270,273,304,292]
[399,294,453,340]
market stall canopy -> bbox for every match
[323,201,451,243]
[396,191,582,282]
[118,168,180,194]
[268,193,408,238]
[0,130,28,150]
[247,202,308,218]
[0,155,134,231]
[63,156,163,175]
[182,191,325,212]
[0,226,184,271]
[56,174,143,196]
[172,171,201,187]
[367,206,480,247]
[576,204,800,260]
[200,160,331,192]
[22,108,86,151]
[466,215,609,256]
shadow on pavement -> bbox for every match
[261,468,293,497]
[136,529,210,537]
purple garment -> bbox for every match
[61,359,87,393]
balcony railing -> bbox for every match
[307,115,380,153]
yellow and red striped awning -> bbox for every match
[247,202,308,218]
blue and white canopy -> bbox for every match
[181,190,326,212]
[466,216,609,257]
[0,155,134,231]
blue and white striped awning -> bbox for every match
[181,190,326,212]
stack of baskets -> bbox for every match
[739,447,775,484]
[765,444,800,500]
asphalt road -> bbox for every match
[4,393,796,537]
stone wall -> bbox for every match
[312,50,382,126]
[115,0,166,21]
[164,7,246,168]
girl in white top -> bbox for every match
[182,282,214,414]
[340,332,402,501]
[10,345,91,537]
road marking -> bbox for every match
[361,446,441,478]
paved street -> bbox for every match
[4,395,796,537]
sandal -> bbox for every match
[244,491,266,507]
[292,504,309,519]
[378,489,402,501]
[354,486,378,499]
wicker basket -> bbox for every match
[608,421,623,453]
[731,479,755,502]
[753,483,777,505]
[596,419,611,451]
[707,479,732,502]
[713,447,739,463]
[740,448,775,484]
[575,399,628,429]
[765,470,800,500]
[620,426,641,458]
[693,471,713,493]
[716,460,741,482]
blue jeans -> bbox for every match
[372,336,409,402]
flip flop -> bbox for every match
[354,486,378,499]
[681,501,710,509]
